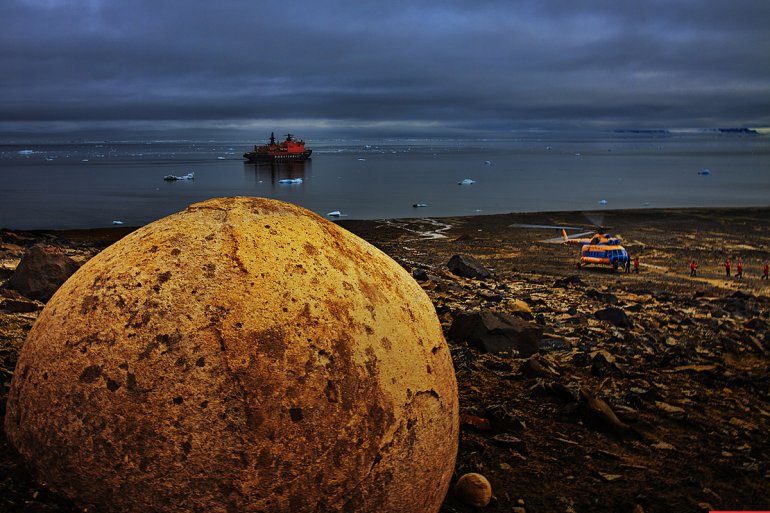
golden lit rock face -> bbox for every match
[5,197,459,513]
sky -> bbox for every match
[1,0,769,138]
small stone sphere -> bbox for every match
[454,473,493,507]
[5,197,459,513]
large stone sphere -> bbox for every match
[5,197,458,513]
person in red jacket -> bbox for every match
[633,256,639,274]
[736,260,743,279]
[690,260,698,277]
[725,258,731,277]
[763,262,769,280]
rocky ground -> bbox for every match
[1,208,769,513]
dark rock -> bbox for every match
[587,289,618,304]
[553,275,582,288]
[478,289,504,302]
[485,402,527,431]
[730,291,753,301]
[0,297,41,313]
[590,351,619,377]
[579,389,635,437]
[520,357,555,379]
[538,338,570,351]
[447,254,492,279]
[412,268,429,281]
[7,245,80,302]
[491,433,525,450]
[595,307,632,328]
[449,309,542,357]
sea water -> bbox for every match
[0,132,768,230]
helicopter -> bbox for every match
[561,228,630,271]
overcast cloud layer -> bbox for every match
[2,0,769,137]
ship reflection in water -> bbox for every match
[245,158,310,186]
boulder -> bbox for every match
[448,309,541,357]
[5,197,459,513]
[7,245,79,302]
[447,254,492,279]
[594,307,632,328]
[454,473,492,507]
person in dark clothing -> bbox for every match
[624,257,631,273]
[736,260,743,279]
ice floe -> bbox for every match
[163,172,195,181]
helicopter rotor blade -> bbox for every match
[541,230,595,243]
[582,212,606,231]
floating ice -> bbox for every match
[412,203,428,208]
[18,150,34,155]
[598,199,608,205]
[278,178,303,184]
[164,172,195,181]
[217,156,226,160]
[112,220,124,225]
[326,210,346,217]
[698,168,711,176]
[458,179,476,185]
[484,160,491,165]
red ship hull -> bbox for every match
[243,132,312,162]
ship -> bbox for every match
[243,132,312,162]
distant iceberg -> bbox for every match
[164,172,195,181]
[412,203,428,208]
[458,179,476,185]
[278,178,303,184]
[17,149,34,155]
[698,168,711,176]
[327,210,347,217]
[597,199,608,205]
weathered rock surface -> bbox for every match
[594,307,632,328]
[4,197,459,513]
[6,245,79,301]
[448,309,541,357]
[448,254,492,279]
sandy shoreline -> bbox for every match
[1,205,769,512]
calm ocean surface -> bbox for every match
[1,132,768,230]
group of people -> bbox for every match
[689,257,769,280]
[623,256,639,273]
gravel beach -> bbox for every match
[2,206,769,513]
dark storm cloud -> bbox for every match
[1,0,769,135]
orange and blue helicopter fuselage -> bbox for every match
[563,230,630,270]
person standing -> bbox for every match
[624,257,631,273]
[633,256,639,274]
[690,260,698,277]
[762,262,769,280]
[736,260,743,279]
[725,258,731,277]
